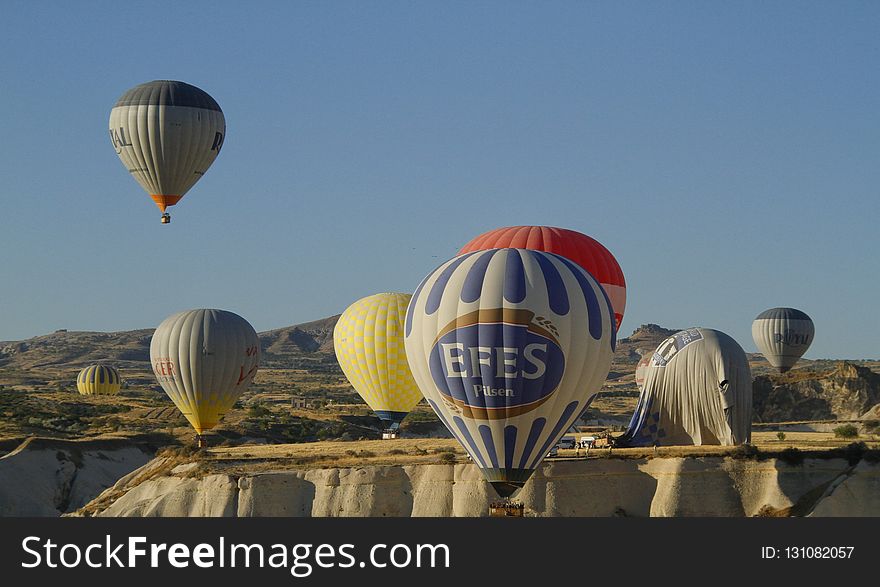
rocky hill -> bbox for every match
[0,317,342,374]
[258,315,339,369]
[593,323,679,391]
[614,324,679,363]
[1,320,674,374]
[3,321,879,428]
[754,362,880,422]
[0,329,154,371]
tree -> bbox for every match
[833,424,859,439]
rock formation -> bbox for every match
[73,452,880,518]
[753,362,880,422]
[613,324,679,363]
[0,437,153,516]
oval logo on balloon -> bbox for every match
[428,308,565,419]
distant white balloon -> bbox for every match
[751,308,814,373]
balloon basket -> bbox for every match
[489,500,524,517]
[381,428,399,440]
[196,434,207,449]
[161,213,171,224]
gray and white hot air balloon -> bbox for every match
[109,80,226,224]
[617,328,752,447]
[751,308,814,373]
[150,309,259,447]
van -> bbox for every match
[557,437,576,450]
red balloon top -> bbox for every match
[459,226,626,327]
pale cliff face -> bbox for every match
[0,438,152,516]
[72,456,880,518]
[753,362,880,421]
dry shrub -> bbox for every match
[439,452,456,464]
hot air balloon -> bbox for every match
[76,364,122,396]
[634,354,651,392]
[150,309,259,447]
[458,226,627,329]
[109,80,226,224]
[404,248,616,498]
[334,292,423,438]
[617,328,752,447]
[752,308,814,373]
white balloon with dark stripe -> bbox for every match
[751,307,814,373]
[109,80,225,221]
[405,249,616,497]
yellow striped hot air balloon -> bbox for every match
[333,293,423,437]
[76,364,122,395]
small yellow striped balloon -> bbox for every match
[76,364,122,395]
[333,292,423,428]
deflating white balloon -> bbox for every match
[619,328,752,447]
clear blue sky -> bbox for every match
[1,1,877,359]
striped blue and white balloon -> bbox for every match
[404,249,616,497]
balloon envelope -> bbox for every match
[751,308,814,373]
[109,80,225,219]
[334,292,423,429]
[635,354,651,392]
[150,309,259,434]
[77,364,121,396]
[405,249,616,497]
[458,226,626,329]
[618,328,752,447]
